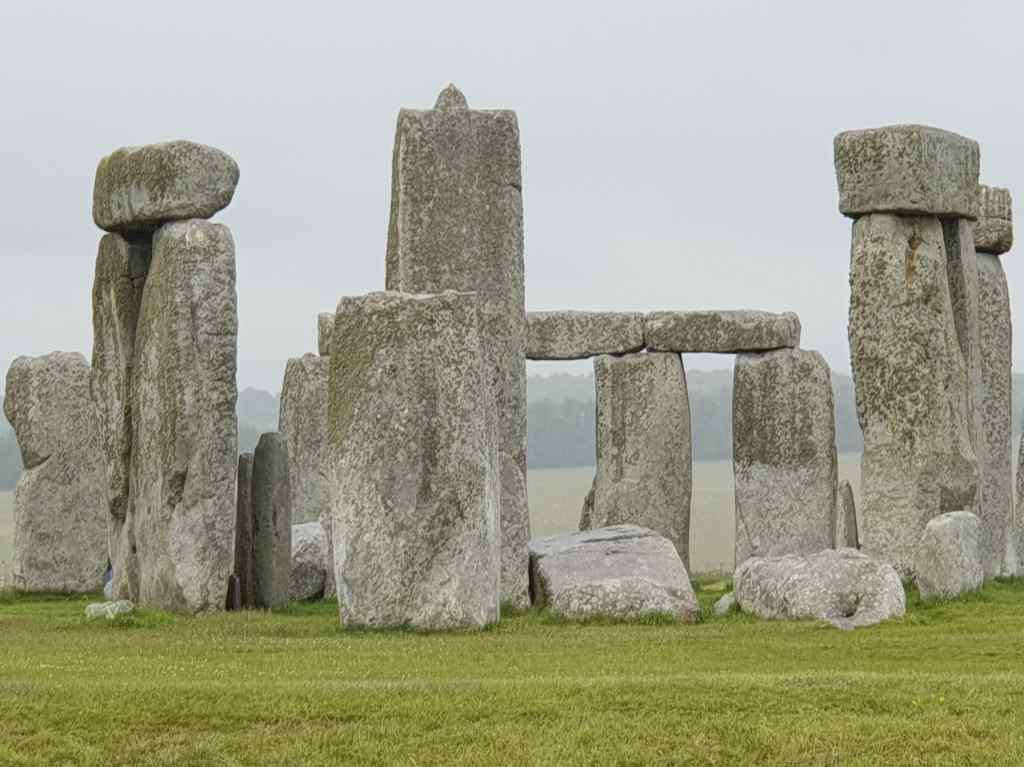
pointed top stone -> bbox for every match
[434,84,468,111]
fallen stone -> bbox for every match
[290,521,327,602]
[252,433,292,610]
[234,453,255,608]
[834,125,980,219]
[127,219,238,613]
[733,348,837,564]
[734,549,905,629]
[526,311,644,360]
[93,141,240,233]
[85,600,135,620]
[913,511,984,600]
[584,352,692,567]
[4,352,108,593]
[974,185,1013,255]
[528,526,699,621]
[713,592,736,617]
[278,354,333,597]
[835,480,859,550]
[317,312,335,356]
[849,213,977,572]
[328,291,500,629]
[644,311,800,353]
[385,86,529,608]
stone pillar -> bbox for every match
[733,348,837,565]
[582,352,692,568]
[327,291,500,630]
[974,185,1015,575]
[234,453,255,608]
[385,85,529,607]
[3,353,108,592]
[834,125,980,572]
[835,480,859,550]
[252,433,292,610]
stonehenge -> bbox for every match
[526,311,644,360]
[644,310,801,353]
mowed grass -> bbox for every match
[2,580,1024,765]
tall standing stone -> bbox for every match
[234,453,255,608]
[582,352,691,567]
[278,353,333,597]
[385,85,529,607]
[328,291,500,630]
[835,480,859,550]
[3,353,108,592]
[733,348,837,565]
[835,125,980,573]
[252,433,292,610]
[126,219,238,613]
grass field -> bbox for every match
[2,580,1024,765]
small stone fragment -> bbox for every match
[526,311,644,360]
[713,592,736,617]
[913,511,984,601]
[974,185,1013,255]
[290,521,327,602]
[85,600,135,620]
[252,433,292,610]
[644,311,800,353]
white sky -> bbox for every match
[1,1,1021,392]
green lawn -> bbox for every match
[2,580,1024,765]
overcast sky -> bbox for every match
[1,2,1021,393]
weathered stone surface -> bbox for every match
[733,349,837,565]
[834,125,980,219]
[252,433,292,610]
[317,312,335,356]
[1016,435,1024,576]
[849,214,977,573]
[126,219,238,613]
[328,291,500,630]
[279,354,333,597]
[913,511,984,600]
[290,521,327,602]
[644,311,800,353]
[499,454,530,609]
[713,592,736,617]
[528,526,699,621]
[734,549,905,629]
[526,311,644,360]
[974,185,1013,255]
[977,252,1015,575]
[4,353,108,593]
[234,453,255,608]
[584,353,691,566]
[385,87,528,607]
[85,600,135,620]
[836,480,859,550]
[93,141,240,234]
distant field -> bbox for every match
[528,453,863,575]
[0,492,11,585]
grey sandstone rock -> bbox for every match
[734,549,905,629]
[848,213,977,573]
[913,511,984,601]
[85,600,135,620]
[835,480,859,550]
[328,291,500,630]
[584,353,691,567]
[974,185,1013,255]
[290,521,327,602]
[3,353,108,593]
[93,141,239,234]
[234,453,255,608]
[834,125,980,219]
[252,433,292,610]
[385,86,528,607]
[733,349,837,565]
[528,526,699,621]
[526,311,644,360]
[644,311,800,353]
[278,354,333,597]
[977,252,1015,575]
[317,312,335,356]
[126,219,238,613]
[713,592,736,617]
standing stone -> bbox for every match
[290,521,327,602]
[328,291,500,630]
[847,213,977,572]
[252,433,292,610]
[385,85,529,607]
[234,453,255,608]
[583,352,691,567]
[317,312,335,357]
[127,219,238,613]
[3,353,108,592]
[278,354,333,597]
[733,349,837,565]
[913,511,984,600]
[835,480,859,550]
